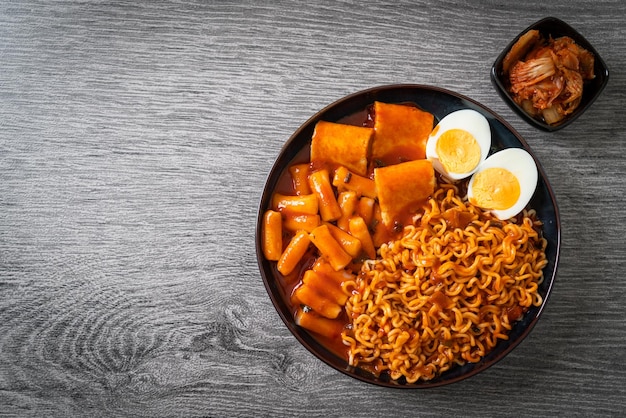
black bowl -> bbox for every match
[256,84,561,388]
[491,17,609,132]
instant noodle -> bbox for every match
[341,182,547,383]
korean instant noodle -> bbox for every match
[341,182,547,383]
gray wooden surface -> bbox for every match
[1,1,625,417]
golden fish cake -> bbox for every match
[374,159,435,226]
[371,101,434,166]
[311,120,373,176]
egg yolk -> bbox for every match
[470,167,521,210]
[436,129,481,174]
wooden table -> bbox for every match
[1,1,625,416]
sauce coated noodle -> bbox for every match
[341,181,547,383]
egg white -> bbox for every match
[467,148,538,220]
[425,109,491,180]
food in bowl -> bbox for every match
[491,17,609,132]
[502,29,595,125]
[260,100,548,383]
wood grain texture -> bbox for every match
[1,0,625,416]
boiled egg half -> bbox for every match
[467,148,538,220]
[426,109,491,180]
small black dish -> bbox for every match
[491,17,609,132]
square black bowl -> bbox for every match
[491,17,609,132]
